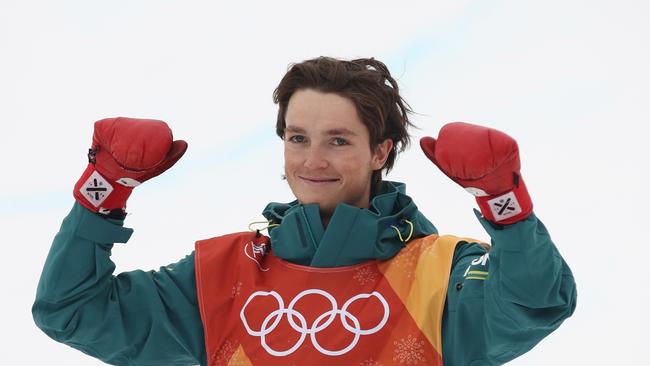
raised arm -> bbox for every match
[32,117,206,365]
[442,212,575,364]
[421,122,577,364]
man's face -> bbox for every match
[283,89,391,221]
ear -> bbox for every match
[371,139,393,170]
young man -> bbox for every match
[33,57,576,365]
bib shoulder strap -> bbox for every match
[377,234,470,356]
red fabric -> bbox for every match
[73,164,133,212]
[476,175,533,224]
[73,117,187,212]
[195,232,443,366]
[420,122,533,223]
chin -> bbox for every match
[297,195,335,211]
[294,194,317,205]
[299,197,329,208]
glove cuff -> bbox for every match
[73,163,134,215]
[475,176,533,224]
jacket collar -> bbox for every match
[261,181,436,267]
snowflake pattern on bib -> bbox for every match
[359,358,383,366]
[231,281,242,298]
[354,266,379,285]
[392,250,418,279]
[213,340,240,366]
[393,334,426,365]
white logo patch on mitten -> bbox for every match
[80,170,113,207]
[465,187,488,197]
[487,191,522,221]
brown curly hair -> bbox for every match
[273,56,414,195]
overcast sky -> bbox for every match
[1,0,649,364]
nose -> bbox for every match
[304,145,329,170]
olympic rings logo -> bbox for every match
[240,289,390,357]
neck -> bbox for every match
[319,209,332,228]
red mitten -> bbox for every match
[420,122,532,224]
[73,117,187,215]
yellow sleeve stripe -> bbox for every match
[465,276,487,280]
[467,270,488,276]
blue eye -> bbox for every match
[332,137,348,146]
[288,135,306,143]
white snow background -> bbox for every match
[1,0,648,364]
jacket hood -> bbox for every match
[261,181,436,267]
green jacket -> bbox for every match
[33,182,576,365]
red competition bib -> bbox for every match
[195,232,463,366]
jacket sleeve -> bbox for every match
[442,211,577,365]
[32,202,207,366]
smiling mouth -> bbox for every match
[299,176,340,184]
